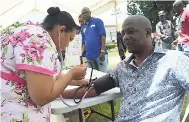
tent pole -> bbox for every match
[114,0,118,31]
[34,0,37,9]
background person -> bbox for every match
[156,10,175,50]
[81,7,108,72]
[172,0,189,52]
[78,14,87,63]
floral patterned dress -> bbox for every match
[1,23,61,122]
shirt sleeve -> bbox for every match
[181,9,189,22]
[174,52,189,91]
[14,29,60,76]
[108,62,122,87]
[156,23,161,35]
[96,19,106,36]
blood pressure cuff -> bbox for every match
[93,74,116,95]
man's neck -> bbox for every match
[134,46,154,66]
[179,9,184,16]
[85,17,92,23]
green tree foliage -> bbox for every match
[0,22,24,34]
[127,1,175,32]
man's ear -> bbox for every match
[146,28,152,38]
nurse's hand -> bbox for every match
[69,64,87,80]
[78,79,89,86]
[70,79,89,86]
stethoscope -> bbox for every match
[57,32,96,107]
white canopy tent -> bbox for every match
[0,0,126,30]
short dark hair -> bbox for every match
[173,0,184,8]
[42,7,76,32]
[78,14,82,18]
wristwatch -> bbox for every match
[101,50,105,53]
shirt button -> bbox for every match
[137,75,139,78]
[134,88,137,91]
[128,102,131,105]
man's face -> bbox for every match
[78,17,84,26]
[81,8,91,21]
[121,22,148,54]
[174,7,182,15]
[159,15,165,22]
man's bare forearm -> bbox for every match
[101,35,106,50]
[82,44,86,54]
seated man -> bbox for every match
[62,15,189,122]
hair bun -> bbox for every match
[47,7,60,15]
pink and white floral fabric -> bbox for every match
[1,23,61,122]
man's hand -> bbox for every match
[161,35,173,43]
[172,40,178,46]
[160,35,168,40]
[100,52,105,61]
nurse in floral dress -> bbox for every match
[1,7,87,122]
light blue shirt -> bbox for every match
[109,49,189,122]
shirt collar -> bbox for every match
[125,47,167,64]
[85,17,94,25]
[154,47,168,54]
[129,59,139,69]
